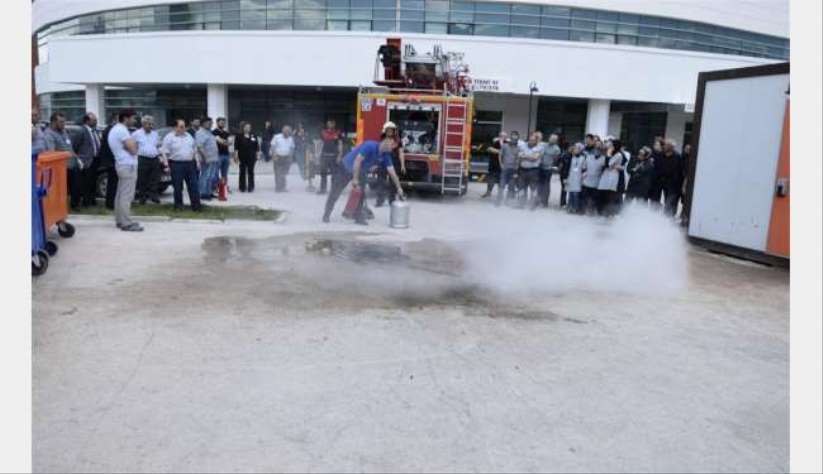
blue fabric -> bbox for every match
[496,168,517,206]
[219,153,230,180]
[343,141,393,174]
[170,160,201,209]
[199,161,219,197]
[567,191,582,213]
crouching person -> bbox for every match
[322,138,405,225]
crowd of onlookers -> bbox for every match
[479,130,691,222]
[31,108,355,231]
[33,107,691,230]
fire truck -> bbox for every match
[356,38,474,195]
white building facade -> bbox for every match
[33,0,788,150]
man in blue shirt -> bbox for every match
[322,138,405,225]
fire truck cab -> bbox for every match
[356,38,474,195]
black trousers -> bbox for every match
[169,161,201,210]
[105,166,118,210]
[79,162,97,207]
[679,184,690,224]
[559,179,567,207]
[323,166,366,221]
[517,167,540,208]
[626,191,650,204]
[582,186,599,215]
[239,157,256,192]
[651,182,681,216]
[599,190,622,216]
[484,169,499,195]
[68,167,83,208]
[318,153,337,192]
[649,180,681,217]
[662,186,680,217]
[375,167,395,205]
[136,156,162,202]
[537,168,553,208]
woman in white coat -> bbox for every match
[597,139,626,216]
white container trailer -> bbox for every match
[686,63,790,265]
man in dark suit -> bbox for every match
[99,113,118,209]
[72,112,102,207]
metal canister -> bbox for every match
[389,199,410,228]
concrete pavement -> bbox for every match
[32,165,788,473]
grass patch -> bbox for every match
[73,203,282,222]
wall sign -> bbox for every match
[469,78,501,92]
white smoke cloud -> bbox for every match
[456,203,689,297]
[204,203,689,305]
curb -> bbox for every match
[69,211,288,226]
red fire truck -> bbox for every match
[356,38,474,195]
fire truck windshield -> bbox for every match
[391,109,440,155]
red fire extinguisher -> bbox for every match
[218,178,228,201]
[341,187,363,219]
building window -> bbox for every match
[536,98,588,144]
[425,0,448,22]
[620,111,667,152]
[228,86,357,135]
[349,20,371,30]
[295,8,326,30]
[449,1,474,23]
[349,0,372,20]
[425,22,447,34]
[448,23,473,35]
[104,87,207,127]
[37,91,86,125]
[34,0,790,65]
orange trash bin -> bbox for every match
[35,151,76,238]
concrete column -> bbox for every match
[607,111,623,139]
[585,98,611,137]
[664,105,693,152]
[84,84,105,121]
[207,84,228,126]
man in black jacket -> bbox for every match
[679,143,693,225]
[72,112,102,207]
[654,139,685,217]
[261,120,275,163]
[98,113,118,210]
[626,146,655,202]
[557,142,572,208]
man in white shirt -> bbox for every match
[160,119,201,212]
[517,131,544,209]
[132,115,162,205]
[538,133,562,208]
[108,109,142,231]
[270,125,295,192]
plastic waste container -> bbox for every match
[32,153,51,276]
[35,151,76,238]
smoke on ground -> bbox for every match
[456,203,689,297]
[203,204,689,306]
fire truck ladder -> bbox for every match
[441,99,468,195]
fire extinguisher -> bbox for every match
[218,178,228,201]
